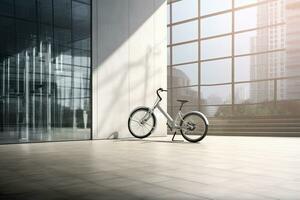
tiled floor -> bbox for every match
[0,135,300,200]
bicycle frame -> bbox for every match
[150,95,183,130]
[138,88,208,131]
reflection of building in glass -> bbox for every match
[286,0,300,100]
[250,0,286,103]
[0,0,91,143]
[235,86,246,103]
[172,67,192,86]
[171,68,198,106]
[206,95,222,105]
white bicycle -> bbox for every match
[128,88,209,143]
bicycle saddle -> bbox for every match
[177,99,189,104]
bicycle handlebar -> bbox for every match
[156,88,167,101]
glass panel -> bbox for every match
[235,51,285,82]
[172,63,198,87]
[235,6,257,31]
[201,13,232,38]
[201,36,232,60]
[0,16,15,55]
[72,1,90,42]
[16,20,37,51]
[40,24,53,42]
[172,0,198,23]
[200,0,231,16]
[76,0,91,4]
[172,42,198,64]
[54,27,72,47]
[167,67,171,88]
[0,0,14,16]
[171,86,198,106]
[200,105,233,117]
[201,59,231,84]
[73,49,90,67]
[15,0,36,21]
[234,82,250,104]
[73,38,90,51]
[172,20,198,43]
[235,0,257,7]
[201,85,232,105]
[235,30,256,55]
[235,81,274,104]
[277,78,300,101]
[167,4,170,24]
[73,0,91,4]
[235,26,285,55]
[235,0,284,8]
[275,101,300,116]
[38,0,53,24]
[53,0,72,28]
[234,103,275,116]
[235,4,284,32]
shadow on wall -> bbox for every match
[96,0,165,64]
[93,0,166,139]
[94,47,163,138]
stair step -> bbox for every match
[209,123,300,127]
[209,119,300,124]
[209,128,300,132]
[208,131,300,137]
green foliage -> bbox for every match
[215,101,300,118]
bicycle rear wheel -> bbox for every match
[180,112,208,143]
[128,107,156,138]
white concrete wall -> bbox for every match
[92,0,167,139]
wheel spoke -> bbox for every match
[180,113,207,142]
[141,125,147,134]
[143,120,153,128]
[128,108,155,138]
[137,124,143,134]
[143,124,151,132]
[130,118,141,124]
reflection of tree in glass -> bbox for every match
[215,101,300,117]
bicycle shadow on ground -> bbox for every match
[114,137,199,144]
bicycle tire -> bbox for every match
[128,107,156,139]
[180,111,208,143]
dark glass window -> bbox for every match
[15,0,36,21]
[38,0,53,25]
[53,0,72,28]
[0,16,15,54]
[0,0,91,144]
[0,0,14,16]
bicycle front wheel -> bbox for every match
[180,112,208,143]
[128,107,156,139]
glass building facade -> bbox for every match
[0,0,91,143]
[168,0,300,135]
